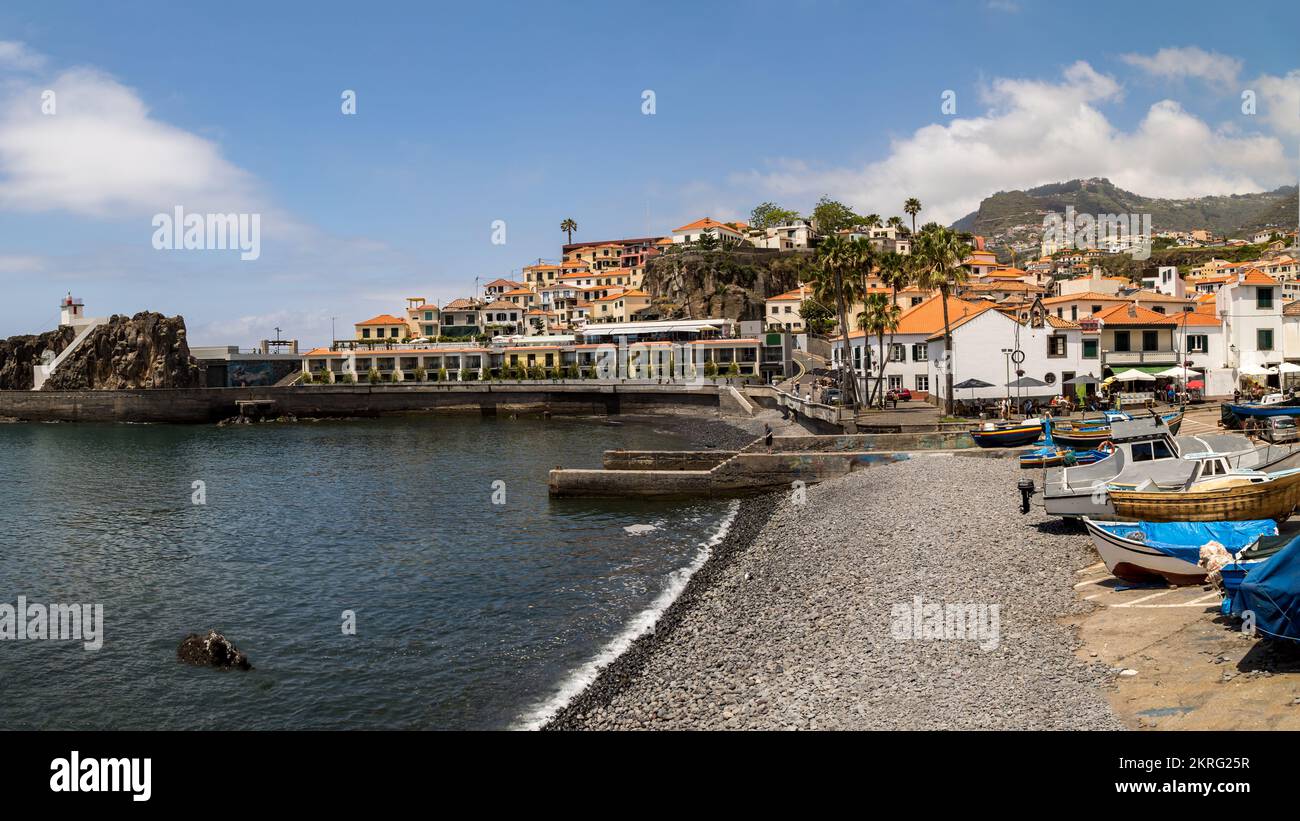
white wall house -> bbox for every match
[1216,269,1284,375]
[672,218,747,245]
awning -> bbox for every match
[1124,365,1172,375]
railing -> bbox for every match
[1102,350,1179,365]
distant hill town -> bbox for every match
[952,178,1299,260]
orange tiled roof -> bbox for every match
[356,314,407,326]
[848,295,989,339]
[673,217,745,233]
[1092,302,1177,326]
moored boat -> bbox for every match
[1082,518,1278,585]
[1107,467,1300,522]
[970,419,1042,448]
[1052,410,1183,447]
[1232,533,1300,640]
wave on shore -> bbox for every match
[513,499,741,730]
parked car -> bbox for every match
[823,388,842,405]
[1261,415,1300,444]
[897,388,912,401]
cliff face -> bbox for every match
[40,312,205,390]
[0,326,76,390]
[641,249,812,321]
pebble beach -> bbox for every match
[545,453,1124,730]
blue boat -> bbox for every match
[1231,532,1300,639]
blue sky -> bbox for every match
[0,0,1296,345]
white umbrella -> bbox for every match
[1154,366,1201,379]
[1278,363,1300,374]
[1112,368,1156,382]
[1240,364,1278,376]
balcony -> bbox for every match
[1101,349,1179,366]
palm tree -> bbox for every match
[912,224,970,416]
[863,214,882,230]
[904,198,922,236]
[812,235,862,410]
[560,218,578,244]
[886,215,904,231]
[858,293,900,407]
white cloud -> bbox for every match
[1254,70,1300,139]
[1121,46,1242,90]
[0,64,260,216]
[727,60,1292,226]
[0,41,45,72]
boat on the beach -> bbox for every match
[1231,532,1300,640]
[1106,466,1300,522]
[1019,446,1067,468]
[970,419,1042,448]
[1041,418,1300,519]
[1081,517,1279,585]
[1051,410,1183,448]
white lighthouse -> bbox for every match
[59,293,93,330]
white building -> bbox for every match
[671,218,747,246]
[753,220,817,250]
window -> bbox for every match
[889,343,905,362]
[915,375,929,392]
[1258,328,1275,350]
[362,328,371,339]
[1142,330,1159,351]
[1083,339,1098,359]
[1152,306,1165,314]
[424,311,433,321]
[888,376,903,391]
[1113,331,1131,352]
[1070,306,1078,321]
[784,306,792,314]
[1047,335,1066,357]
[1258,287,1274,309]
[376,328,385,338]
[1187,334,1208,353]
[1091,305,1102,314]
[912,343,928,361]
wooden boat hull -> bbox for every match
[1020,452,1065,469]
[1108,470,1300,522]
[970,424,1041,448]
[1082,519,1208,585]
[1052,412,1182,447]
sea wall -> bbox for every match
[0,382,724,424]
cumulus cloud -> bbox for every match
[1121,46,1242,90]
[1254,70,1300,139]
[0,64,260,217]
[727,60,1292,226]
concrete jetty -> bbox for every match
[548,433,1022,497]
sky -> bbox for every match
[0,0,1296,346]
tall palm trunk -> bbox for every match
[833,269,856,409]
[940,284,953,416]
[874,329,887,408]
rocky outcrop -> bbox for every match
[0,326,75,390]
[177,630,252,671]
[642,249,812,321]
[40,312,204,390]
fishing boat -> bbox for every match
[1107,466,1300,522]
[1221,393,1300,426]
[1081,518,1278,585]
[1019,447,1067,468]
[1041,418,1300,519]
[970,419,1042,448]
[1051,410,1183,448]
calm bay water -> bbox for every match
[0,416,732,729]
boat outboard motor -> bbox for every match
[1017,478,1035,514]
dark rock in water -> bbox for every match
[0,326,76,389]
[177,630,252,671]
[41,312,205,390]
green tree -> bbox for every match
[798,299,835,334]
[911,223,970,416]
[367,367,380,384]
[437,367,448,382]
[695,232,720,252]
[726,361,740,379]
[812,235,864,409]
[903,198,922,236]
[704,360,718,379]
[858,293,900,407]
[811,196,861,234]
[561,218,578,244]
[414,366,427,382]
[750,202,800,230]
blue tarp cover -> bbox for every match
[1097,520,1278,564]
[1236,533,1300,640]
